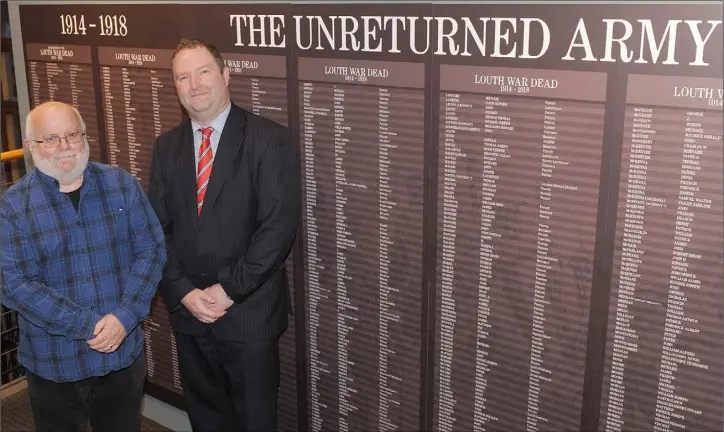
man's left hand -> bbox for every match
[88,314,127,353]
[205,283,235,312]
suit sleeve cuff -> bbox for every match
[218,266,244,303]
[163,276,196,312]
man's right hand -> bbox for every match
[181,289,227,324]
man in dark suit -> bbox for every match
[148,39,299,432]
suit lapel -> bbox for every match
[197,105,246,229]
[177,122,199,231]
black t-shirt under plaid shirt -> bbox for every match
[0,162,166,382]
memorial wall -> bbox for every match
[13,2,723,431]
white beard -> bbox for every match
[33,141,90,185]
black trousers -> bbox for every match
[25,353,146,432]
[175,331,280,432]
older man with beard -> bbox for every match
[0,101,166,432]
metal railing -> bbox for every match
[1,148,23,162]
[1,148,27,387]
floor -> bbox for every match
[1,380,172,432]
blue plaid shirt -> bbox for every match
[0,162,166,382]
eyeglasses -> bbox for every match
[32,131,86,148]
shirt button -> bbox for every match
[86,277,91,282]
[82,248,87,253]
[77,221,81,226]
[90,306,95,310]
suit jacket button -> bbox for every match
[201,273,208,276]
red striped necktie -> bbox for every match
[196,127,213,215]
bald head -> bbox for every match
[25,101,90,187]
[25,101,86,142]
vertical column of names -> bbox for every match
[601,74,723,432]
[146,300,183,393]
[300,57,425,432]
[301,76,333,432]
[434,65,607,432]
[25,43,102,162]
[333,82,354,432]
[476,95,505,431]
[98,47,181,189]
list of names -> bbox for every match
[25,43,102,162]
[300,57,425,432]
[434,65,607,432]
[600,74,723,432]
[143,296,183,394]
[225,53,288,126]
[98,46,182,189]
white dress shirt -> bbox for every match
[190,102,232,165]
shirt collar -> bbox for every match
[190,101,232,137]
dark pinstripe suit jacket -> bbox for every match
[148,103,300,341]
